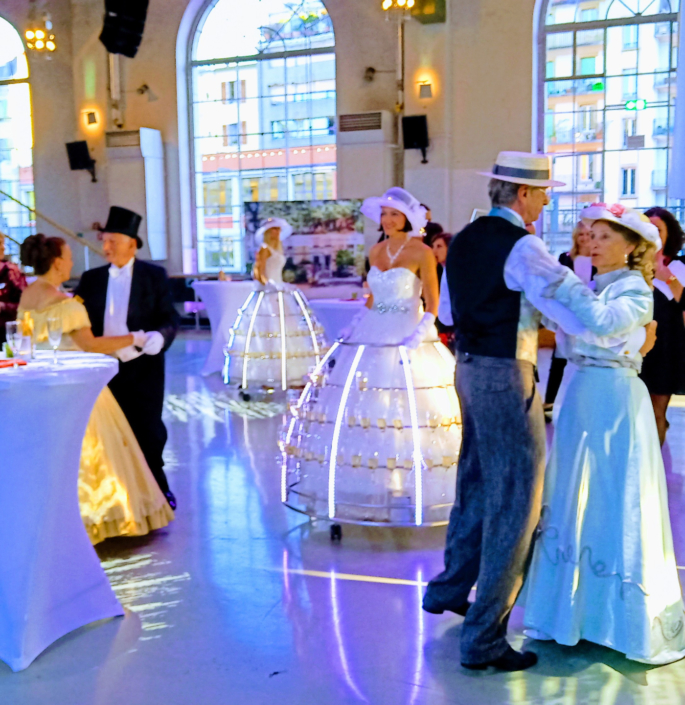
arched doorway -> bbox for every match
[0,16,34,259]
[537,0,680,253]
[189,0,336,273]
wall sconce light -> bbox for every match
[136,83,159,103]
[418,82,433,100]
[81,109,99,128]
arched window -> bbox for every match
[0,17,34,259]
[189,0,335,273]
[538,0,680,253]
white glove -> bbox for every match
[132,330,147,349]
[143,331,165,355]
[338,307,368,341]
[400,313,436,349]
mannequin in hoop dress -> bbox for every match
[224,218,326,393]
[282,188,461,528]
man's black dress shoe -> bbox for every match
[165,491,177,511]
[462,646,537,672]
[422,599,471,617]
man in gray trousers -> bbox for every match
[423,152,573,672]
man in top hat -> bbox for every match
[423,152,649,672]
[75,206,180,508]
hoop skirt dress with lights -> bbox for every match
[282,265,461,527]
[224,247,327,391]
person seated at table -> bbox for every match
[0,232,27,344]
[225,218,325,392]
[18,233,174,544]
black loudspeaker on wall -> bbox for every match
[402,115,429,164]
[66,141,97,183]
[99,0,150,58]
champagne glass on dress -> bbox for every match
[47,312,63,364]
[6,321,21,368]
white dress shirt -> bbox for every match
[104,257,140,362]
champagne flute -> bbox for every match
[5,321,21,369]
[47,312,62,365]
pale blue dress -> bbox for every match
[523,268,685,665]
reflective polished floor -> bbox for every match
[3,335,685,704]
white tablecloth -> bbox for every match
[309,299,366,343]
[192,280,254,376]
[0,352,124,671]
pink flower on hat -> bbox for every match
[607,203,626,217]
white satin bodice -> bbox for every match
[264,247,286,284]
[349,266,425,345]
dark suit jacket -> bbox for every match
[74,259,179,352]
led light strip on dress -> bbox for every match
[293,289,321,365]
[225,291,255,384]
[399,345,424,526]
[242,291,265,389]
[329,345,366,520]
[278,291,287,391]
[433,341,456,368]
[281,342,340,504]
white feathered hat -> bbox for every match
[255,217,293,246]
[581,203,662,251]
[360,187,427,236]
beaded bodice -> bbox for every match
[367,266,421,313]
[264,247,286,284]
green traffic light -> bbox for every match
[625,99,647,111]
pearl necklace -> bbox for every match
[385,235,410,267]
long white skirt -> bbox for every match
[524,365,685,665]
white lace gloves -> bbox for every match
[143,331,165,355]
[338,307,368,341]
[400,312,436,349]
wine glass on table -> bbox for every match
[47,312,62,365]
[5,321,22,369]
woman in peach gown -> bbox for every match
[18,234,174,544]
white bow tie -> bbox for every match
[109,265,130,279]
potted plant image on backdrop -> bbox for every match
[244,199,364,285]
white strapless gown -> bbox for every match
[224,247,327,390]
[282,266,461,526]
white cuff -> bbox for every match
[669,260,685,287]
[619,327,646,359]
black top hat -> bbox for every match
[103,206,143,249]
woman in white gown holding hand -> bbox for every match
[282,188,461,527]
[524,204,685,665]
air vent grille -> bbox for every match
[339,112,383,132]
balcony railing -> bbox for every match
[652,170,668,190]
[653,120,672,138]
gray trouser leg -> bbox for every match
[425,355,546,664]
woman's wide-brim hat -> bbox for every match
[103,206,143,249]
[255,217,293,246]
[479,151,565,188]
[360,187,427,236]
[581,204,662,250]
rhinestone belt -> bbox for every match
[372,302,409,314]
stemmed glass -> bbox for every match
[5,321,22,369]
[47,312,62,364]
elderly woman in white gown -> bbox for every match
[523,205,685,665]
[281,188,461,527]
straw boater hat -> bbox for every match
[479,151,565,188]
[255,217,293,246]
[581,203,662,251]
[360,187,428,236]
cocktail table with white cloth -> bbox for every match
[308,298,367,343]
[0,352,124,671]
[192,280,254,376]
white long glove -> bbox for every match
[143,331,165,355]
[338,307,368,341]
[400,312,436,349]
